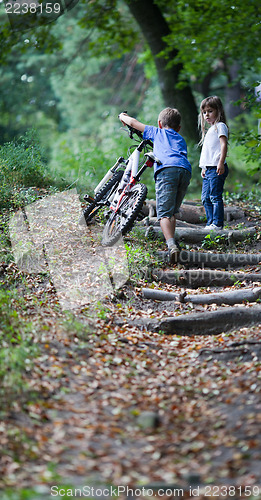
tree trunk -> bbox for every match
[126,0,199,142]
[224,62,243,120]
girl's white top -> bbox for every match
[199,122,228,168]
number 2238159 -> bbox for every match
[5,2,61,15]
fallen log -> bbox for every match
[158,249,261,268]
[148,226,256,244]
[153,269,261,287]
[180,202,245,223]
[142,286,261,305]
[145,200,245,224]
[198,341,261,361]
[145,305,261,336]
[176,203,205,224]
[144,218,200,229]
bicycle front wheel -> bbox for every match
[79,170,124,225]
[102,183,147,246]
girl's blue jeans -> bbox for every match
[201,165,228,227]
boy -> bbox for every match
[119,108,191,262]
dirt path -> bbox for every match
[1,205,261,499]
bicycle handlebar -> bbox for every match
[119,111,153,147]
[118,111,144,139]
[126,124,143,140]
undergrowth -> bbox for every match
[0,130,48,210]
[224,183,261,215]
[0,288,38,411]
[125,226,162,282]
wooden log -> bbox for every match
[145,218,202,228]
[148,305,261,336]
[153,269,261,288]
[158,249,261,268]
[145,200,245,224]
[147,226,256,243]
[142,287,261,305]
[177,203,205,224]
[142,288,180,302]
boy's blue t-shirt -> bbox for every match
[143,125,192,178]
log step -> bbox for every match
[142,286,261,305]
[153,269,261,288]
[158,249,261,268]
[148,225,256,244]
[147,305,261,336]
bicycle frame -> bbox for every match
[109,139,154,214]
[93,156,125,196]
[80,123,159,230]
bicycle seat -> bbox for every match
[144,152,162,165]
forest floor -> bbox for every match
[0,198,261,500]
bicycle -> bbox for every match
[80,118,161,246]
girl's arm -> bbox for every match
[217,135,227,175]
[119,113,146,133]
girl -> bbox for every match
[199,95,229,230]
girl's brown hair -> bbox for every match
[199,95,228,143]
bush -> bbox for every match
[0,289,38,409]
[0,130,48,209]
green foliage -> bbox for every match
[77,0,138,57]
[163,0,261,83]
[0,130,48,209]
[125,227,161,281]
[202,232,227,250]
[235,130,261,173]
[232,83,261,173]
[0,0,260,200]
[0,289,38,408]
[224,183,261,215]
[0,213,13,265]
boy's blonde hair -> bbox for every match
[199,95,228,143]
[158,107,181,131]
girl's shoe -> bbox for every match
[207,223,223,230]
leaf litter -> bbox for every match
[0,203,261,499]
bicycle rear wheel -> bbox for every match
[102,183,147,246]
[79,170,124,225]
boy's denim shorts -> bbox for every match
[155,166,191,220]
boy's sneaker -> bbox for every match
[168,244,180,264]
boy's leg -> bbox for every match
[155,169,177,247]
[155,167,190,261]
[160,215,176,243]
[160,216,179,263]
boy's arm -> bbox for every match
[118,113,146,133]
